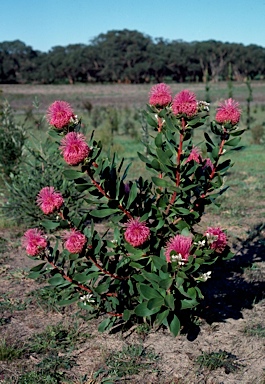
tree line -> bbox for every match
[1,29,265,84]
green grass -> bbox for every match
[195,349,243,374]
[94,343,160,382]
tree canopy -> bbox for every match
[1,30,265,84]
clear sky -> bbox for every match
[1,0,265,52]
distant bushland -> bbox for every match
[1,30,265,84]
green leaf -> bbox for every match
[98,318,111,332]
[40,220,60,230]
[123,309,132,321]
[30,262,46,272]
[155,309,169,327]
[164,294,175,310]
[159,278,173,290]
[134,302,159,317]
[224,136,241,146]
[152,256,166,269]
[147,297,164,310]
[169,315,180,337]
[90,208,120,218]
[63,169,83,180]
[48,274,66,286]
[155,132,163,147]
[127,182,138,208]
[151,176,172,188]
[138,284,162,300]
[181,298,199,309]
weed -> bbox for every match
[195,349,243,374]
[0,339,23,361]
[244,323,265,338]
[95,344,159,381]
[26,321,90,355]
[27,286,63,313]
[0,294,28,312]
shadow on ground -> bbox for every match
[197,223,265,325]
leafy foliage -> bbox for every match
[24,87,245,336]
[0,100,26,177]
[2,134,84,226]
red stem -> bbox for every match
[87,170,133,219]
[87,254,127,280]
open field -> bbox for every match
[0,82,265,383]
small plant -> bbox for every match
[0,100,26,177]
[95,344,159,381]
[0,339,23,361]
[195,349,243,374]
[244,323,265,338]
[251,124,264,144]
[22,85,244,336]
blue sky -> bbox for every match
[1,0,265,52]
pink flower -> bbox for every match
[172,90,198,118]
[22,228,47,256]
[205,227,227,253]
[165,234,192,263]
[60,132,90,165]
[124,218,150,247]
[47,100,74,129]
[149,83,172,107]
[203,158,214,172]
[186,147,202,164]
[37,187,64,215]
[63,229,87,254]
[215,98,241,125]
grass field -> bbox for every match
[0,82,265,383]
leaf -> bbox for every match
[147,297,164,310]
[155,132,163,147]
[159,278,173,290]
[90,208,120,218]
[169,315,180,337]
[181,298,199,309]
[154,309,169,327]
[63,169,83,180]
[138,284,162,300]
[152,256,166,269]
[30,262,46,272]
[134,302,160,317]
[48,274,66,286]
[98,318,111,332]
[127,182,138,208]
[224,136,241,147]
[151,176,172,188]
[204,132,214,146]
[40,220,60,230]
[164,294,175,310]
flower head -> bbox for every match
[149,83,172,107]
[165,234,192,263]
[63,229,86,254]
[203,158,214,172]
[22,228,47,256]
[205,227,227,253]
[215,98,241,125]
[172,90,198,118]
[60,132,90,165]
[186,147,202,164]
[47,100,74,129]
[124,218,150,247]
[37,187,64,215]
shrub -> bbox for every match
[22,85,244,336]
[0,100,26,177]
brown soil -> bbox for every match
[0,225,264,384]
